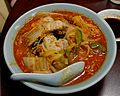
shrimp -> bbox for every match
[43,34,68,51]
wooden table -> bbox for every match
[1,0,120,96]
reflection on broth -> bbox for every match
[14,11,107,85]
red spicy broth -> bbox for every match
[14,11,107,86]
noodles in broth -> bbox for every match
[14,11,107,85]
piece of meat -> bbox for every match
[45,20,68,31]
[55,39,68,50]
[43,34,68,51]
[43,16,54,22]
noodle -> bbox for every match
[14,11,107,85]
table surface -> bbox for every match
[1,0,120,96]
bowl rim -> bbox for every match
[3,3,117,94]
[97,9,120,18]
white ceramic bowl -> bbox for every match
[98,9,120,19]
[3,3,117,94]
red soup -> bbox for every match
[14,11,107,86]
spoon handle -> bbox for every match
[11,61,85,86]
[11,73,51,82]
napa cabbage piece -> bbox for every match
[23,57,52,73]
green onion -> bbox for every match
[75,28,82,46]
[90,42,106,52]
[90,42,100,49]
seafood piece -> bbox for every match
[45,20,68,31]
[43,34,68,51]
[43,16,54,22]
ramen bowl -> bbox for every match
[3,3,116,94]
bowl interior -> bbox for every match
[3,3,117,94]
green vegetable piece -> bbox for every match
[65,46,73,63]
[66,48,70,57]
[53,61,67,70]
[100,45,106,52]
[91,42,100,48]
[59,50,65,54]
[91,42,107,52]
[61,57,69,65]
[75,28,82,45]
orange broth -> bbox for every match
[14,11,107,86]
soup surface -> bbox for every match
[14,11,107,85]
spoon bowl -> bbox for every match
[11,61,85,86]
